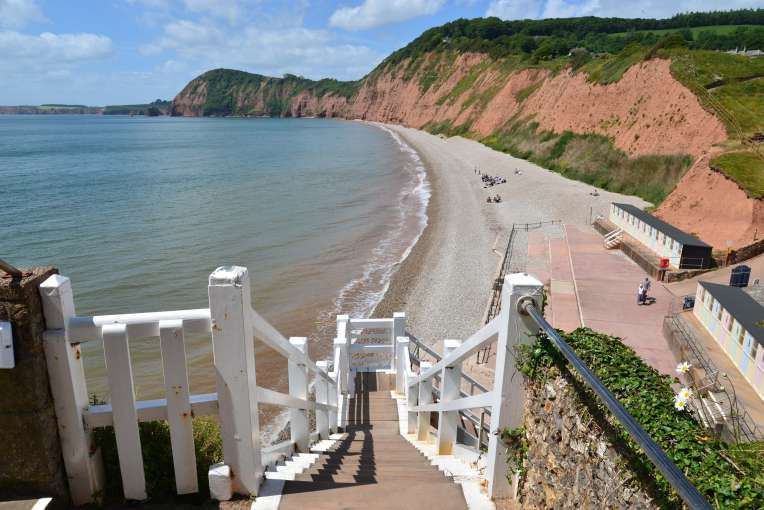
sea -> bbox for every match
[0,115,429,440]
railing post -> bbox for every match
[417,361,433,441]
[327,378,338,434]
[392,312,405,372]
[396,336,409,395]
[39,274,103,505]
[316,361,330,440]
[288,337,310,452]
[437,339,461,455]
[208,266,262,496]
[333,337,347,394]
[407,374,418,435]
[486,273,543,499]
[337,314,351,394]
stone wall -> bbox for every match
[517,374,657,509]
[0,267,69,508]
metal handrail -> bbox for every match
[524,303,712,510]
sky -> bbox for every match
[1,0,763,105]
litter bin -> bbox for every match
[730,265,751,287]
[659,258,670,269]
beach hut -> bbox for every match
[693,281,764,400]
[609,203,712,269]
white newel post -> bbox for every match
[39,275,104,506]
[316,360,330,439]
[396,336,409,396]
[327,377,338,434]
[486,273,543,499]
[392,312,406,372]
[407,371,418,435]
[337,314,351,394]
[288,337,310,452]
[416,361,433,441]
[437,339,462,455]
[334,337,347,395]
[208,266,262,496]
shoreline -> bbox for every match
[368,124,648,384]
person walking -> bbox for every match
[642,278,651,304]
[638,282,645,305]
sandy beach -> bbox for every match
[373,123,647,380]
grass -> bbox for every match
[609,24,761,37]
[514,80,543,103]
[579,44,650,84]
[667,48,764,138]
[94,417,223,504]
[482,118,692,204]
[711,150,764,198]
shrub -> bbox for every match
[517,328,764,509]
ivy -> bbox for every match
[518,328,764,509]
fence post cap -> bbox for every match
[396,336,409,344]
[443,339,461,351]
[289,337,307,348]
[393,312,406,318]
[209,266,248,286]
[336,314,349,321]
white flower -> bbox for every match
[675,361,692,374]
[674,394,688,411]
[678,387,694,400]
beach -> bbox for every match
[373,123,647,381]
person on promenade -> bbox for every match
[638,283,645,305]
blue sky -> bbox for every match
[1,0,763,105]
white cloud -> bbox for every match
[144,19,383,80]
[330,0,446,31]
[184,0,241,23]
[486,0,543,20]
[0,31,112,64]
[0,0,44,28]
[486,0,764,20]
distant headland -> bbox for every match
[0,99,171,116]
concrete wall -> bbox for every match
[0,267,70,508]
[518,375,656,509]
[693,285,764,400]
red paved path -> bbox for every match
[530,225,678,375]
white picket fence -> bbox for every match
[39,266,344,504]
[38,264,544,505]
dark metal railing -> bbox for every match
[524,303,713,510]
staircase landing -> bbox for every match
[277,373,468,510]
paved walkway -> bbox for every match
[530,224,678,375]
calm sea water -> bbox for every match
[0,115,428,439]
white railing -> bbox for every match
[38,266,340,505]
[404,274,544,499]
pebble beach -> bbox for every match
[372,123,647,381]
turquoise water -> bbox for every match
[1,115,428,435]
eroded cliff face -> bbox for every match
[171,55,763,249]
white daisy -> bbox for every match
[675,361,692,374]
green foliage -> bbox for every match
[513,81,543,103]
[518,328,764,509]
[94,417,223,503]
[579,44,649,84]
[500,426,528,477]
[190,69,360,117]
[381,10,764,70]
[103,100,171,115]
[668,49,764,138]
[482,119,691,204]
[711,150,764,198]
